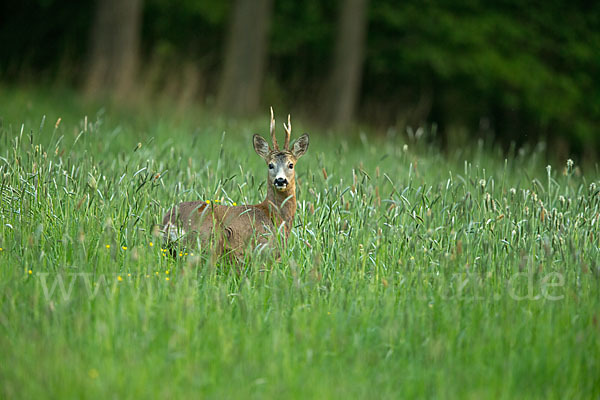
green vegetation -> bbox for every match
[0,87,599,398]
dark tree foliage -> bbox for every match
[364,0,600,150]
[0,0,94,80]
[0,0,598,150]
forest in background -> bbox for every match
[1,0,599,155]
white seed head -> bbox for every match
[567,159,574,169]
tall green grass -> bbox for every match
[0,87,599,399]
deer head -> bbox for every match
[253,107,309,193]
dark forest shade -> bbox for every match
[320,0,369,128]
[85,0,143,99]
[217,0,273,115]
[0,0,598,151]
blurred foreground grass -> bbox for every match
[0,86,599,399]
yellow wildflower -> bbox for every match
[206,200,210,204]
[165,277,170,281]
[28,269,32,275]
[165,270,170,275]
[122,246,127,250]
[105,244,110,249]
[149,242,154,247]
[88,369,99,379]
[233,202,237,206]
[0,247,3,252]
[117,276,123,281]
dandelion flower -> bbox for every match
[0,247,3,252]
[127,273,131,277]
[206,200,211,204]
[122,246,127,250]
[155,271,159,276]
[233,202,237,206]
[165,270,170,275]
[105,244,110,249]
[149,242,154,247]
[117,276,123,281]
[166,277,170,281]
[28,269,32,275]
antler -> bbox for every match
[283,114,291,150]
[270,106,279,150]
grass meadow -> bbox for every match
[0,86,599,399]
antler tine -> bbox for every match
[283,114,291,150]
[270,106,279,150]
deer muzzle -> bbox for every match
[274,177,288,190]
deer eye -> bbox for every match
[288,163,294,169]
[268,163,274,170]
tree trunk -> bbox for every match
[321,0,369,127]
[85,0,143,100]
[217,0,273,116]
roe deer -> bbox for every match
[161,108,309,261]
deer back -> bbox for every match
[162,201,281,258]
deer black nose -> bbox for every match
[274,177,288,186]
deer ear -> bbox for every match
[253,134,270,159]
[291,133,309,158]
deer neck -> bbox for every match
[264,181,297,235]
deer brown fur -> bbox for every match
[161,108,309,261]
